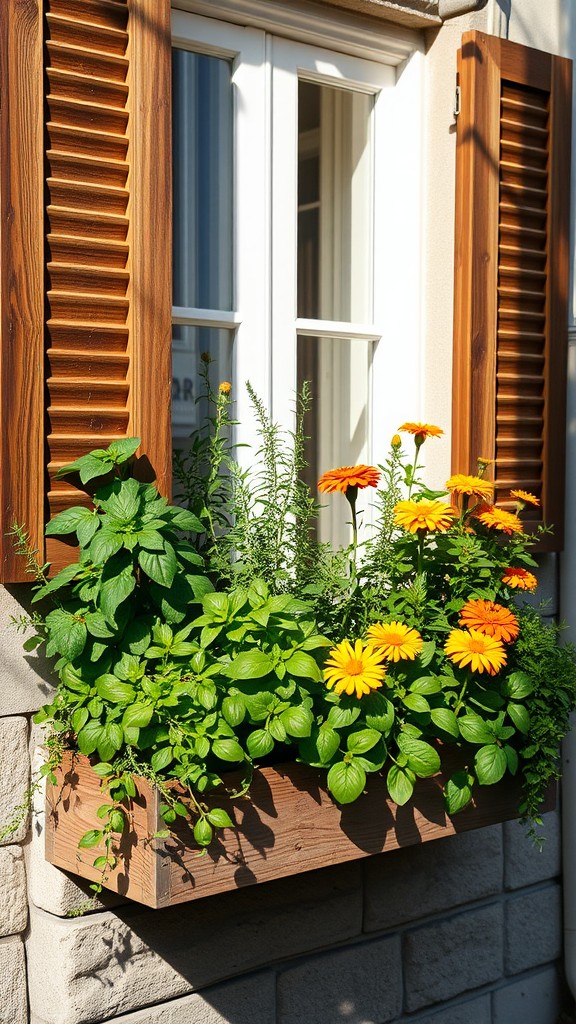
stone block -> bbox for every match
[504,884,562,974]
[404,903,504,1011]
[416,993,491,1024]
[504,810,561,890]
[27,862,362,1024]
[364,825,502,931]
[277,936,402,1024]
[76,972,277,1024]
[0,586,55,716]
[0,846,27,936]
[25,748,124,916]
[0,935,27,1024]
[492,965,563,1024]
[0,717,30,845]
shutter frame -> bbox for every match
[0,0,173,581]
[452,31,572,552]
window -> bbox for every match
[171,10,420,543]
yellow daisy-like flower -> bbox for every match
[477,457,493,469]
[399,422,444,443]
[446,474,494,501]
[219,381,232,394]
[458,599,519,644]
[474,505,523,535]
[394,499,456,534]
[444,629,507,676]
[323,639,386,698]
[318,464,381,494]
[510,489,540,507]
[366,621,423,662]
[502,567,538,592]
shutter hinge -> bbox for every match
[454,85,461,118]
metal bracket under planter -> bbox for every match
[45,749,555,909]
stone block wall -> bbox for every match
[23,806,566,1024]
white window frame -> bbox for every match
[171,4,425,473]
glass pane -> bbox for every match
[172,325,233,443]
[172,49,233,310]
[298,335,372,545]
[297,81,372,323]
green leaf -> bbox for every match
[419,640,436,667]
[224,651,274,680]
[504,671,534,700]
[222,696,246,727]
[279,706,313,738]
[346,728,381,755]
[166,507,203,532]
[316,726,340,764]
[364,693,395,734]
[268,717,287,742]
[403,693,430,714]
[284,651,322,682]
[151,748,173,772]
[78,829,103,849]
[76,515,100,549]
[504,744,519,774]
[45,609,87,662]
[246,729,274,758]
[194,817,213,847]
[410,676,442,695]
[212,738,244,763]
[458,713,495,746]
[207,808,234,829]
[327,760,366,804]
[387,764,414,805]
[507,703,530,734]
[90,530,123,564]
[242,691,272,722]
[138,545,177,588]
[77,720,105,756]
[99,557,136,623]
[91,762,114,778]
[430,707,460,738]
[396,734,441,777]
[95,675,135,704]
[84,611,115,640]
[444,770,474,814]
[68,453,114,484]
[31,562,80,602]
[122,703,153,729]
[326,705,361,729]
[71,707,89,734]
[45,506,96,537]
[202,592,229,620]
[122,618,152,656]
[106,437,141,463]
[109,809,125,833]
[475,744,507,785]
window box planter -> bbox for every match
[44,748,552,909]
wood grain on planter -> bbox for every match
[45,750,553,909]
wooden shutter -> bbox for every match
[0,0,172,581]
[452,32,572,551]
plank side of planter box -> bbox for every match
[45,750,554,909]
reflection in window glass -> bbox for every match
[172,325,233,442]
[172,49,233,310]
[297,80,372,323]
[298,336,372,545]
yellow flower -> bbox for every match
[394,499,456,534]
[399,422,444,445]
[510,489,540,507]
[366,621,423,662]
[458,599,519,643]
[477,457,493,469]
[446,474,494,501]
[391,434,402,449]
[444,629,507,676]
[474,505,523,535]
[219,381,232,394]
[318,465,381,494]
[502,567,538,592]
[323,640,386,698]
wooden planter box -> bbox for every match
[45,749,553,910]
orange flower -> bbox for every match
[444,629,507,675]
[510,489,540,507]
[394,499,456,534]
[399,422,444,443]
[502,567,538,592]
[446,474,494,501]
[219,381,232,394]
[366,621,423,662]
[459,599,519,644]
[474,505,523,535]
[318,465,381,494]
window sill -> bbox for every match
[45,750,554,909]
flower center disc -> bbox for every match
[346,659,364,676]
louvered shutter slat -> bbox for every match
[452,32,571,550]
